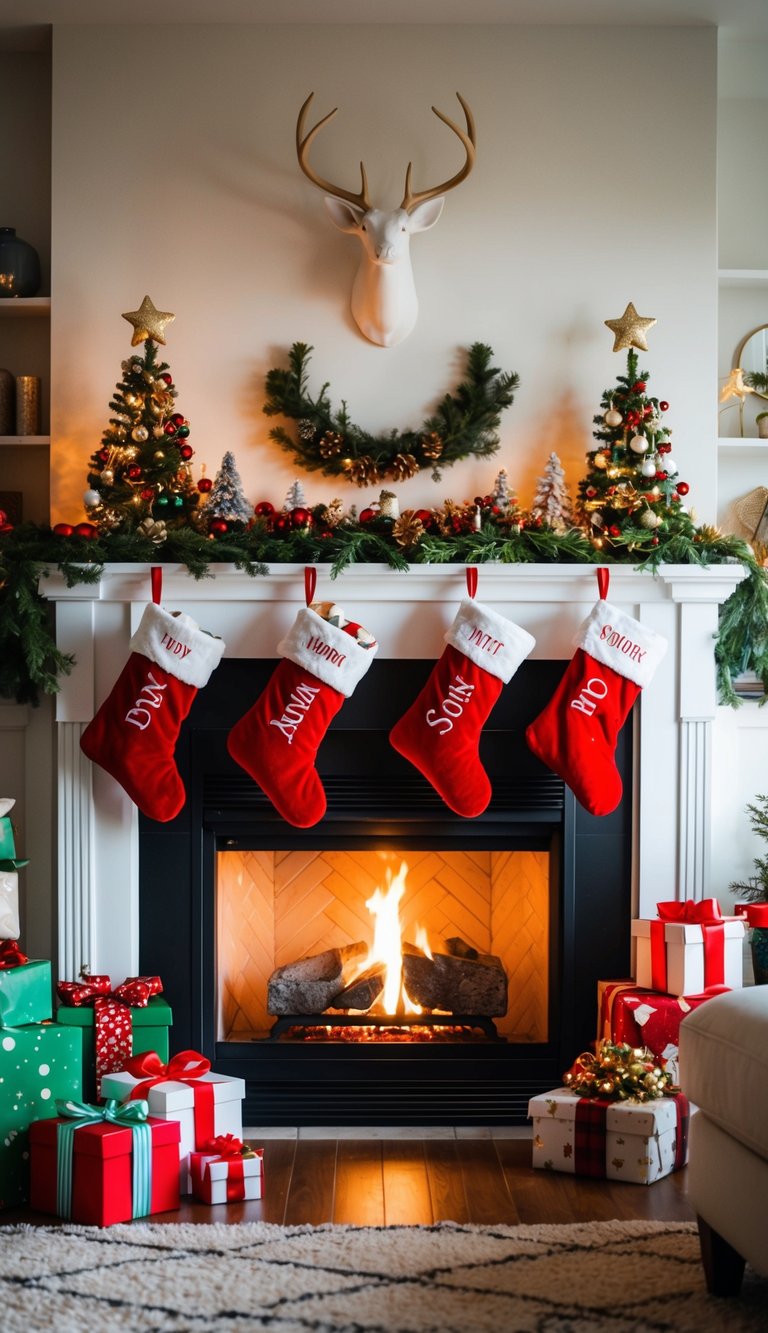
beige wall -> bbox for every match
[50,23,718,525]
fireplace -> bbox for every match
[48,562,746,1122]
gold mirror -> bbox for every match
[734,324,768,400]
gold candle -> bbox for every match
[15,375,40,436]
[0,368,14,435]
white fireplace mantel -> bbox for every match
[46,562,745,981]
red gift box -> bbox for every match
[29,1107,180,1226]
[597,978,724,1071]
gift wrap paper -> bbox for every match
[0,1024,82,1209]
[101,1067,245,1194]
[528,1087,689,1185]
[596,979,719,1080]
[0,958,52,1028]
[57,995,172,1101]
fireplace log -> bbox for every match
[332,963,386,1012]
[402,942,508,1016]
[268,942,368,1015]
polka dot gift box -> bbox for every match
[0,1023,83,1210]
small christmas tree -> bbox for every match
[576,346,694,551]
[491,467,514,512]
[532,453,572,531]
[283,479,308,511]
[206,451,253,529]
[84,304,198,534]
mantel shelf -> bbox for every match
[0,435,50,446]
[0,297,50,316]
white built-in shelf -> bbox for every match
[718,269,768,289]
[0,435,50,447]
[0,297,51,317]
[718,437,768,454]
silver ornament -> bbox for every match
[629,433,649,454]
[83,488,101,507]
[640,459,657,478]
[604,408,622,427]
[639,509,662,530]
[132,425,149,443]
[100,468,114,484]
[664,457,677,474]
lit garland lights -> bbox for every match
[563,1040,677,1102]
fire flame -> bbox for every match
[364,860,430,1015]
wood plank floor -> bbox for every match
[8,1138,694,1228]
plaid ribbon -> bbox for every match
[574,1092,690,1177]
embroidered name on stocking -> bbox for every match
[160,631,192,660]
[125,672,168,730]
[599,624,647,665]
[269,683,321,743]
[426,674,475,735]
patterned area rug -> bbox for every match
[1,1218,767,1332]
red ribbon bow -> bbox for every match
[55,973,163,1098]
[200,1134,245,1160]
[124,1049,217,1146]
[56,973,162,1008]
[651,899,726,992]
[735,902,768,929]
[0,939,28,969]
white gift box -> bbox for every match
[631,917,744,995]
[100,1067,245,1194]
[190,1147,263,1204]
[0,870,20,940]
[528,1087,689,1185]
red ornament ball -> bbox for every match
[609,525,621,537]
[254,500,275,517]
[179,444,194,461]
[53,522,74,538]
[655,470,668,481]
[197,477,213,494]
[625,410,640,427]
[359,507,376,524]
[414,508,432,525]
[127,464,142,480]
[140,487,155,502]
[171,413,185,427]
[163,421,178,435]
[657,442,672,455]
[585,487,597,498]
[272,513,291,534]
[677,481,690,496]
[632,380,647,392]
[160,374,173,386]
[73,522,99,540]
[659,400,669,412]
[291,507,312,528]
[209,518,229,536]
[651,536,660,546]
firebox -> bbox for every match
[139,658,633,1125]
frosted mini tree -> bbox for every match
[283,479,308,510]
[532,453,572,532]
[206,451,253,530]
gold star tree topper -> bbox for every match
[604,302,657,353]
[122,295,176,346]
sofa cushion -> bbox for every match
[679,987,768,1160]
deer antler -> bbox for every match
[296,92,372,213]
[400,92,476,213]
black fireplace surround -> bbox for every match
[140,658,632,1125]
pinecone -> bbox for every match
[319,429,344,457]
[298,418,317,442]
[345,456,381,487]
[420,431,443,461]
[137,517,168,544]
[392,510,425,549]
[95,507,124,533]
[390,452,419,482]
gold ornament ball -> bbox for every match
[132,425,149,443]
[604,408,622,427]
[100,468,114,484]
[639,509,662,530]
[154,449,166,462]
[593,454,608,470]
[629,433,649,454]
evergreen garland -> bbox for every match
[263,342,520,484]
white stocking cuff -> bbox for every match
[130,602,226,689]
[575,599,667,688]
[445,599,535,684]
[278,608,378,698]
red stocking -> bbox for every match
[389,599,535,818]
[526,592,667,816]
[80,603,225,823]
[227,607,377,828]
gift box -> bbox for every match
[528,1087,689,1184]
[29,1098,180,1226]
[0,1023,82,1210]
[0,798,28,872]
[101,1051,245,1193]
[0,955,52,1028]
[57,993,172,1101]
[0,870,20,939]
[56,973,168,1099]
[190,1137,263,1204]
[632,899,744,995]
[597,978,723,1080]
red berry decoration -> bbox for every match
[73,522,99,540]
[53,522,74,537]
[659,401,669,412]
[291,507,312,528]
[632,381,646,392]
[179,444,194,461]
[140,487,155,502]
[209,518,228,536]
[359,508,376,524]
[651,536,660,546]
[656,470,668,481]
[254,500,274,516]
[197,477,213,493]
[127,464,142,480]
[658,442,672,455]
[609,525,621,537]
[677,481,690,496]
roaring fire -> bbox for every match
[363,860,428,1015]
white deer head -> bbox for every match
[296,92,476,348]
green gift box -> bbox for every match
[0,1022,83,1210]
[0,814,27,871]
[0,959,52,1028]
[57,995,173,1102]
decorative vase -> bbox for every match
[15,376,40,435]
[757,416,768,440]
[0,227,41,298]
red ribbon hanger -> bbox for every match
[151,566,162,605]
[597,567,609,600]
[305,566,317,606]
[465,566,478,600]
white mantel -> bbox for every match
[46,562,745,982]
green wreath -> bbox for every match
[263,341,519,485]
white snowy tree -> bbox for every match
[283,479,308,511]
[207,451,253,524]
[531,453,572,532]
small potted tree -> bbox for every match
[756,411,768,440]
[730,794,768,984]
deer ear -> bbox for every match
[324,196,366,232]
[407,197,445,232]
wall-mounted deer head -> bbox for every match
[296,92,476,348]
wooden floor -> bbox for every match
[11,1137,694,1229]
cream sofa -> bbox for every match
[679,986,768,1295]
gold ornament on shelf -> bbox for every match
[604,302,657,353]
[421,431,444,460]
[392,510,425,548]
[391,452,419,482]
[121,295,176,347]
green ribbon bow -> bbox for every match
[55,1097,153,1220]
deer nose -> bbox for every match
[376,243,396,261]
